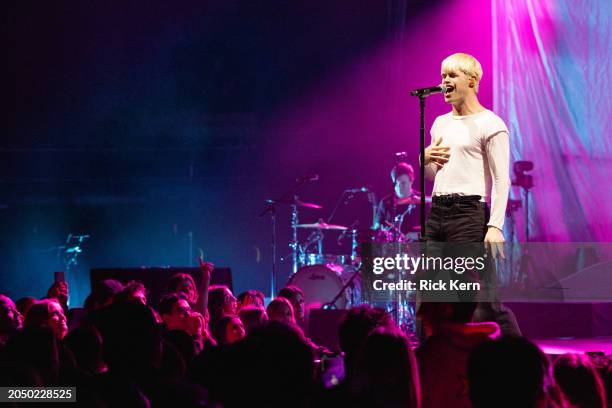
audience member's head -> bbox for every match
[160,337,187,381]
[158,293,204,335]
[468,336,563,408]
[604,364,612,408]
[237,290,265,310]
[15,296,37,317]
[46,281,69,309]
[25,299,68,340]
[93,301,161,375]
[266,297,295,326]
[84,279,123,312]
[207,285,237,323]
[212,315,245,345]
[163,329,197,366]
[166,273,198,305]
[553,353,606,408]
[277,286,305,324]
[229,321,314,407]
[338,305,395,377]
[63,326,106,376]
[114,280,147,305]
[4,327,60,386]
[354,327,420,408]
[0,294,23,339]
[238,306,268,333]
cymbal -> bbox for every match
[296,221,347,231]
[295,200,323,209]
[396,195,432,205]
[267,198,322,209]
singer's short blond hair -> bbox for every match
[441,53,483,93]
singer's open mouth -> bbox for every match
[445,85,454,94]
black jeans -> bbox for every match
[423,196,521,336]
[425,196,488,242]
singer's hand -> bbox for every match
[484,226,505,260]
[424,137,450,168]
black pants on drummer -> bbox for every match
[424,194,521,337]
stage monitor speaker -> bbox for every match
[90,267,233,307]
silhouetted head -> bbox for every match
[277,286,305,323]
[114,280,147,305]
[553,353,606,408]
[207,285,237,323]
[237,290,265,310]
[230,321,314,407]
[166,273,198,305]
[468,337,560,408]
[63,326,105,375]
[84,279,123,312]
[266,298,295,326]
[4,327,60,386]
[354,327,420,407]
[93,301,161,375]
[15,296,37,317]
[238,306,268,333]
[212,315,245,345]
[338,305,395,378]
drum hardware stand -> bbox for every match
[505,198,521,286]
[260,200,279,296]
[391,152,408,241]
[346,222,360,263]
[506,199,521,284]
[337,220,360,262]
[302,230,324,256]
[367,190,377,229]
[290,202,299,275]
[322,266,361,310]
[259,176,320,297]
[512,161,534,288]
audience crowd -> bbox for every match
[0,261,609,407]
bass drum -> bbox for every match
[287,265,360,310]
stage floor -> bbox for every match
[533,337,612,356]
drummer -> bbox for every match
[374,162,424,239]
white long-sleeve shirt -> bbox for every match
[425,109,510,230]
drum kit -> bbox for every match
[279,196,425,311]
[260,178,429,345]
[287,218,358,310]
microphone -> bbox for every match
[296,174,319,182]
[345,186,371,193]
[410,84,448,97]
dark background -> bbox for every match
[4,0,492,305]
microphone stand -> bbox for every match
[259,178,312,297]
[418,95,426,239]
[410,86,442,239]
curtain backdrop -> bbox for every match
[493,0,611,242]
